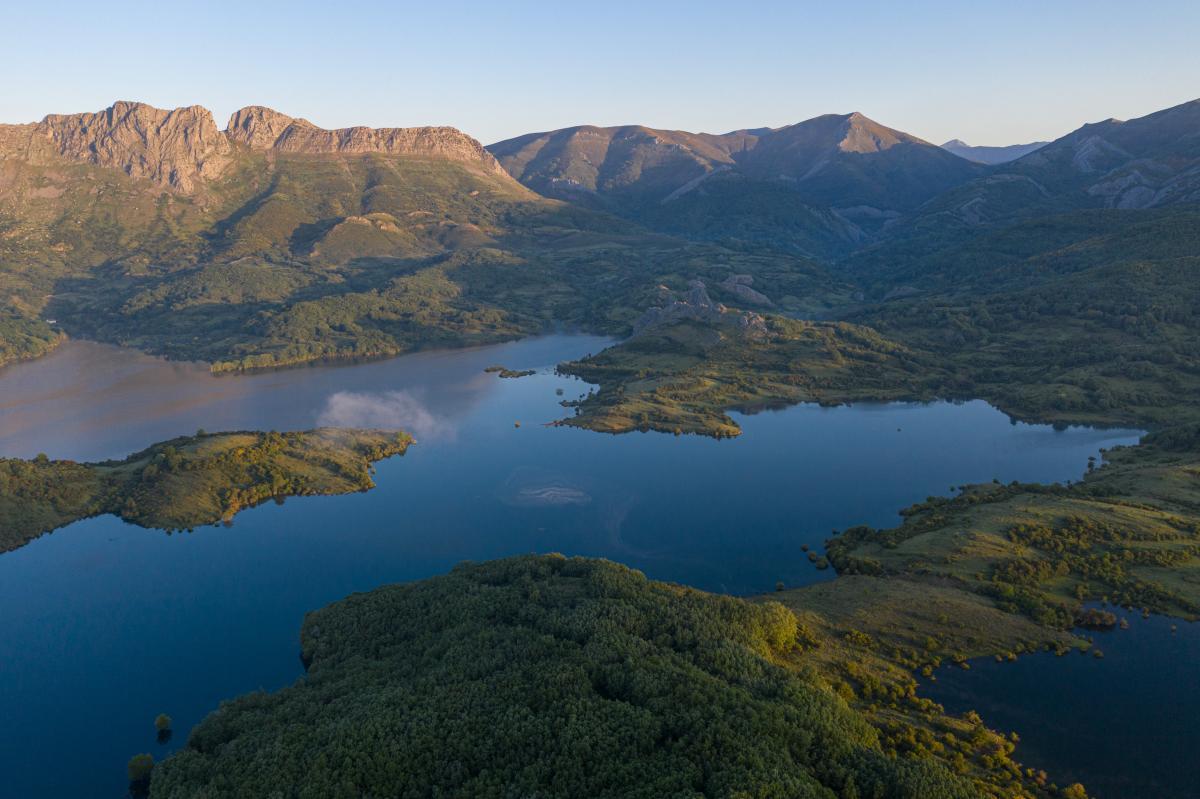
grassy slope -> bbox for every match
[823,439,1200,626]
[849,207,1200,428]
[0,428,411,552]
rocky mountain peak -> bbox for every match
[36,101,233,191]
[225,106,312,149]
[836,113,917,153]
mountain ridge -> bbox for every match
[939,138,1048,165]
[488,111,982,257]
[0,100,504,191]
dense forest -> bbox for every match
[149,556,989,799]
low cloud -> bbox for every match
[317,390,456,442]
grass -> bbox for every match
[0,146,853,372]
[824,442,1200,625]
[558,313,931,437]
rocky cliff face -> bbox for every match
[37,101,233,192]
[225,105,504,174]
[224,106,302,150]
[0,101,504,192]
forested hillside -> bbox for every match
[149,555,986,799]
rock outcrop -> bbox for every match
[36,101,233,192]
[719,274,773,307]
[632,280,726,333]
[225,105,504,174]
[224,106,302,150]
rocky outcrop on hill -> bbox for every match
[632,280,772,341]
[224,106,302,150]
[225,105,504,174]
[719,274,773,307]
[632,280,726,333]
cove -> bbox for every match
[0,336,1142,797]
[922,613,1200,799]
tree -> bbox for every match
[127,753,154,797]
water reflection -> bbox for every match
[922,612,1200,799]
[0,336,610,461]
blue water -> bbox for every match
[923,613,1200,799]
[0,336,1144,797]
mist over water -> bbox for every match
[317,390,458,441]
[0,335,1145,797]
[0,336,608,461]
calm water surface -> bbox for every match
[923,613,1200,799]
[0,337,1144,797]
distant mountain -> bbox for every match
[939,139,1048,165]
[733,113,982,211]
[490,113,983,257]
[846,97,1200,293]
[485,124,756,208]
[881,97,1200,243]
[1011,98,1200,208]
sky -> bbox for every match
[5,0,1198,147]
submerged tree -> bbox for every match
[154,713,173,744]
[127,753,154,797]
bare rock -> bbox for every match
[35,101,233,191]
[225,106,306,150]
[0,100,506,192]
[719,274,773,307]
[632,280,727,333]
[225,105,505,175]
[736,311,770,341]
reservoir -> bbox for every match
[0,337,1143,796]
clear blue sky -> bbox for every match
[6,0,1198,146]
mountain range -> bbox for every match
[488,113,984,255]
[939,139,1047,164]
[4,94,1199,799]
[0,96,1198,372]
[0,101,504,191]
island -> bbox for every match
[0,428,411,553]
[484,364,537,378]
